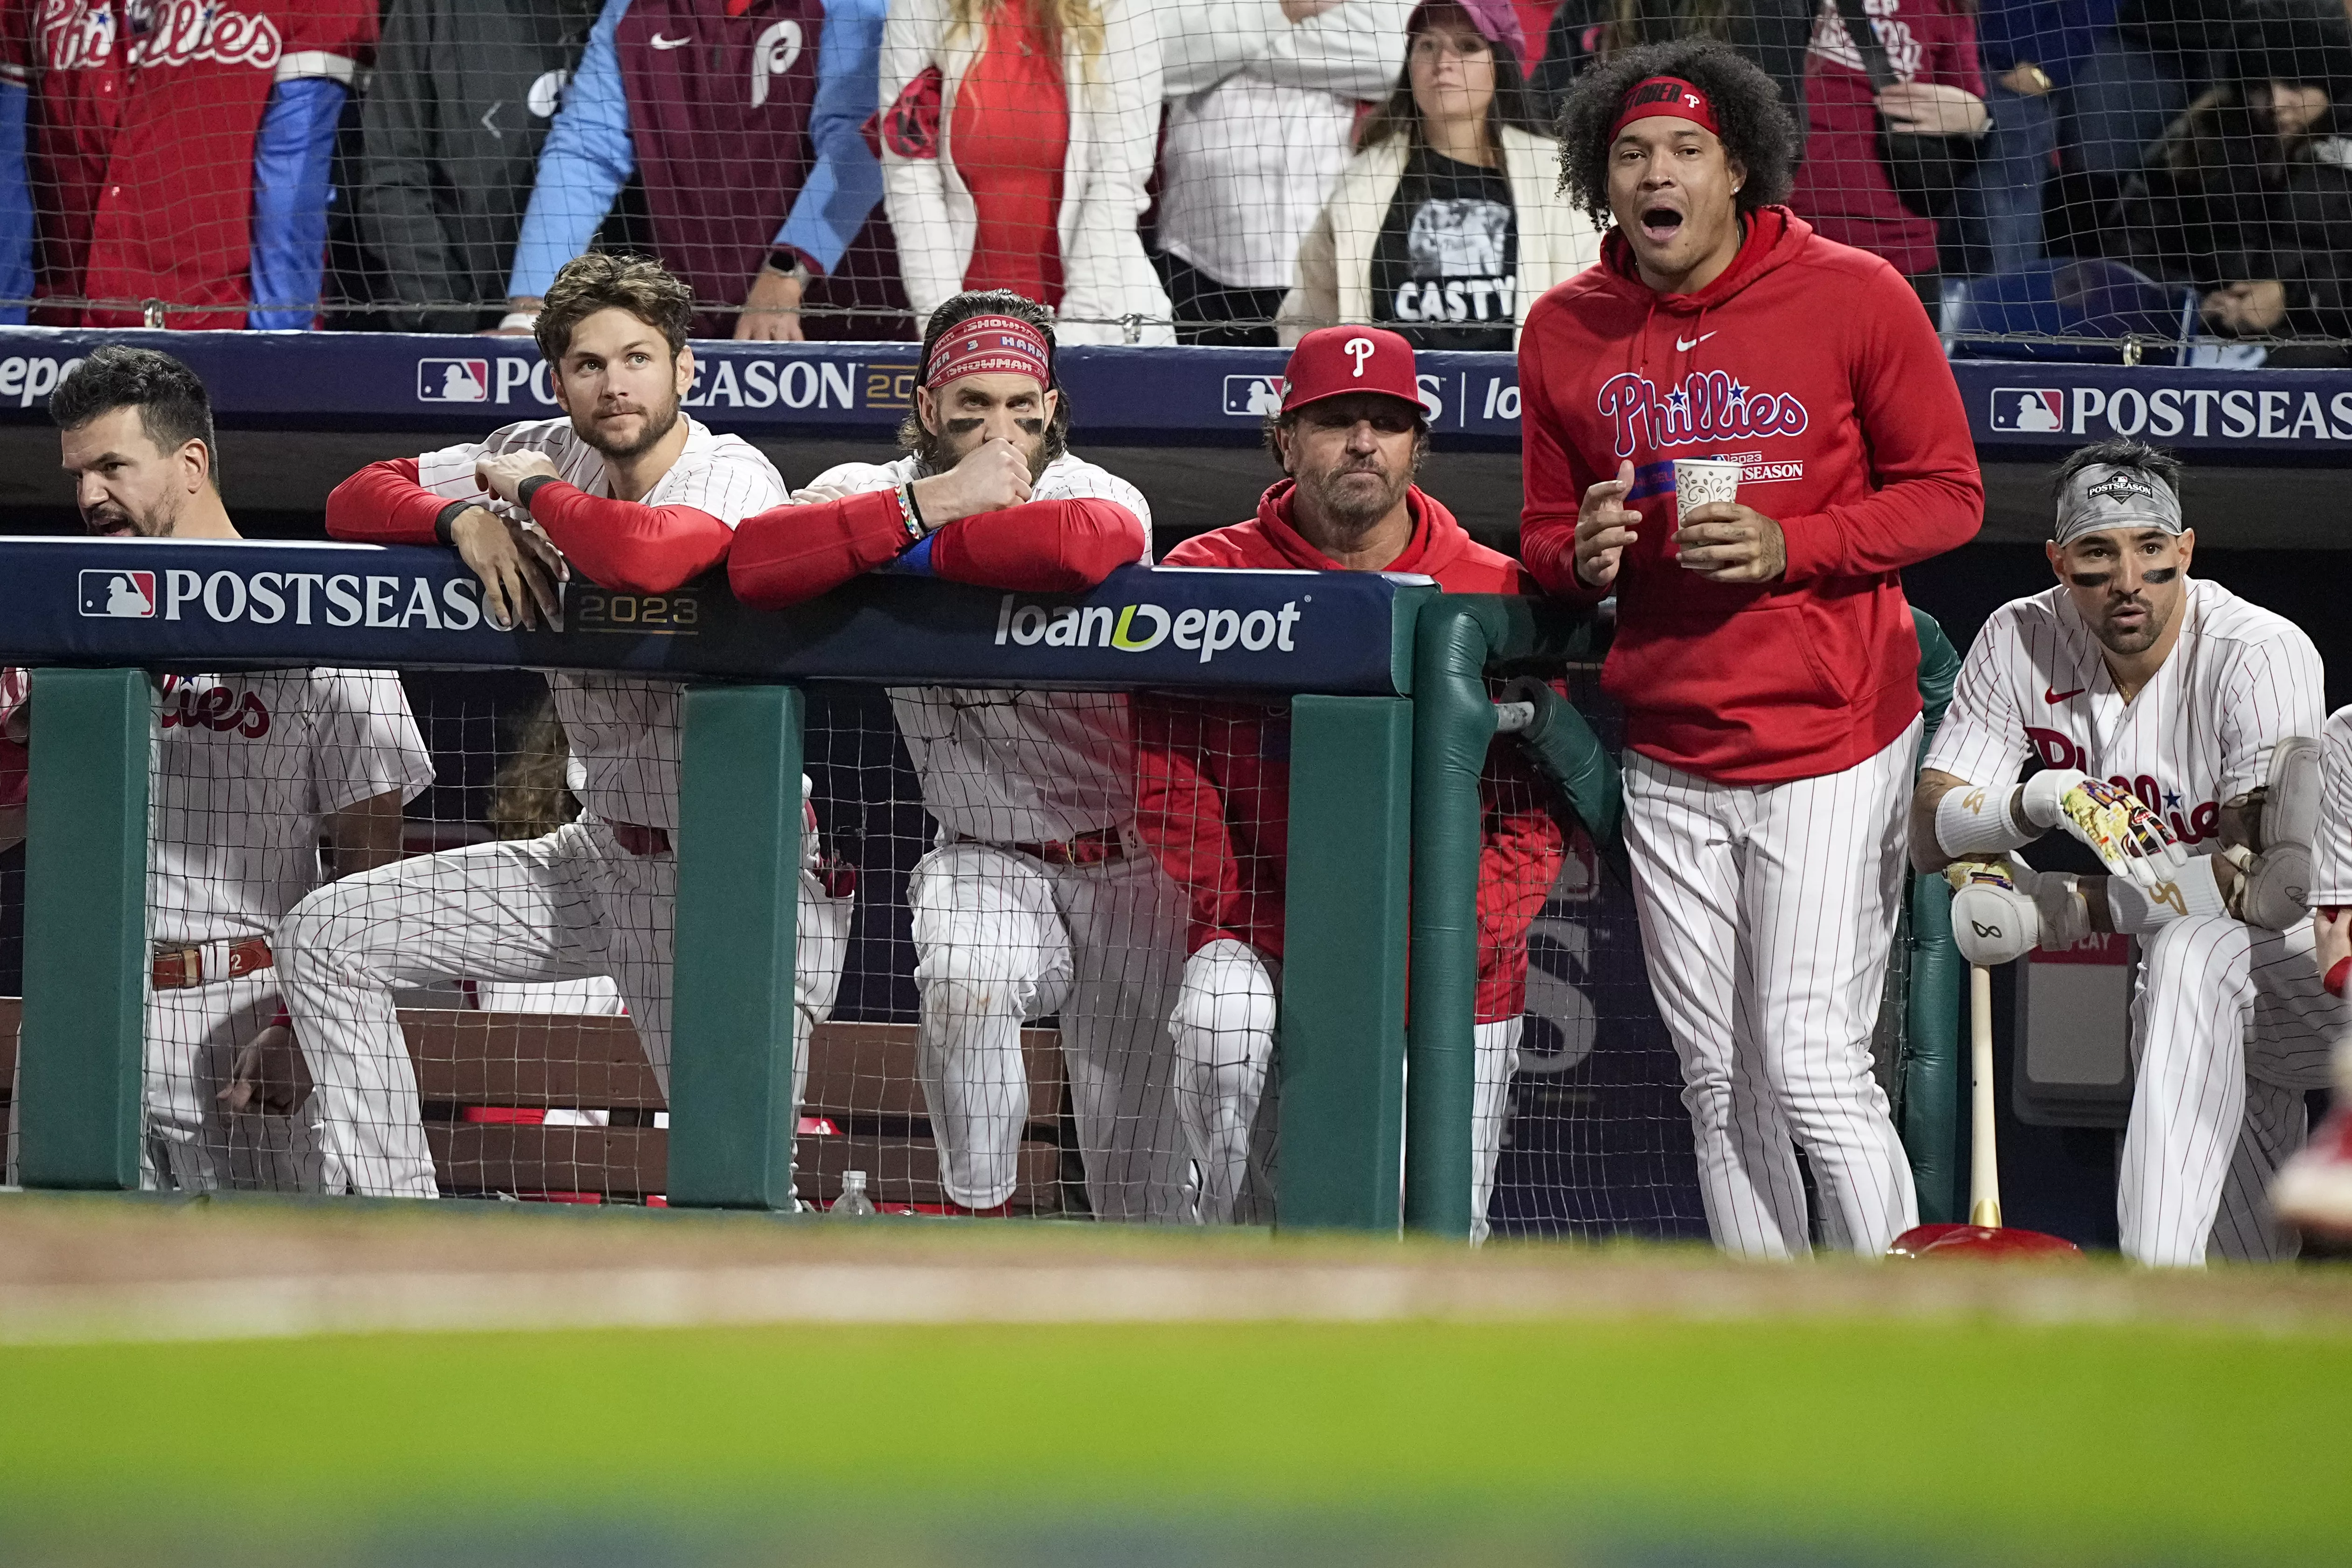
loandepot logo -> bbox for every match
[993,594,1304,664]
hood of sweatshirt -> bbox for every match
[1590,205,1816,386]
[1249,480,1480,578]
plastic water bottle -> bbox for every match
[829,1170,878,1216]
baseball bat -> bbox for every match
[1968,963,2003,1228]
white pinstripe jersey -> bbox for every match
[2315,705,2352,905]
[1,666,432,945]
[788,451,1153,844]
[1925,577,2326,855]
[413,416,787,831]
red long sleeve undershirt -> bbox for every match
[324,460,733,594]
[729,491,1146,610]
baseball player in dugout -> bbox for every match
[1132,326,1564,1235]
[1918,440,2335,1266]
[728,289,1190,1221]
[1522,40,1983,1257]
[278,251,849,1199]
[0,347,433,1191]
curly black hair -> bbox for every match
[1554,38,1800,230]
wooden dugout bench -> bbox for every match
[0,999,1068,1213]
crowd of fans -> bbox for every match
[0,0,2349,358]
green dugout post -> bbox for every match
[1405,596,1605,1238]
[668,683,806,1210]
[1279,695,1415,1231]
[18,667,150,1191]
[1901,608,1967,1223]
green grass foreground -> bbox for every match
[0,1315,2345,1564]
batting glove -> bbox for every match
[1945,857,2040,966]
[2020,768,2188,890]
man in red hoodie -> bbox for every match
[1523,42,1982,1257]
[1134,326,1565,1235]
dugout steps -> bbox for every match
[1,1000,1067,1213]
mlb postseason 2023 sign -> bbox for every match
[3,541,1419,695]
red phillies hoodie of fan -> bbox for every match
[1517,205,1982,785]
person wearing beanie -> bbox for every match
[1277,0,1601,347]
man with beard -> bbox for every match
[0,347,432,1191]
[728,289,1190,1221]
[279,253,850,1198]
[1915,439,2334,1265]
[1129,327,1564,1233]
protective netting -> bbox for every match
[2,653,1738,1234]
[3,0,2350,359]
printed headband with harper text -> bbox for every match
[925,314,1053,391]
[1611,76,1720,139]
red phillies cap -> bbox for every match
[1279,326,1421,415]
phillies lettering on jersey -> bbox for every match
[159,673,271,738]
[1926,576,2326,858]
[1597,369,1811,459]
[38,0,284,69]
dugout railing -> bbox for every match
[0,540,1440,1228]
[0,537,1966,1236]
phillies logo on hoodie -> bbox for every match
[1596,370,1810,459]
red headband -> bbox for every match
[1611,76,1720,138]
[925,314,1052,391]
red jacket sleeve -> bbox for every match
[927,498,1147,592]
[1134,693,1277,958]
[325,458,451,545]
[523,481,734,594]
[1516,316,1607,605]
[1774,264,1983,583]
[1472,740,1566,1024]
[729,489,913,610]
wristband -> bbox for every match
[1934,781,2034,857]
[894,482,925,541]
[498,310,538,332]
[433,499,473,548]
[517,473,559,515]
[765,250,814,284]
[2105,853,2229,933]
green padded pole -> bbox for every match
[1902,607,1967,1224]
[1404,599,1495,1239]
[669,684,804,1211]
[1904,872,1964,1224]
[19,667,150,1191]
[1279,694,1413,1232]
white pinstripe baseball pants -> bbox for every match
[2122,913,2343,1266]
[1623,721,1921,1258]
[278,816,849,1198]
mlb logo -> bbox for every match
[80,569,156,618]
[418,358,491,403]
[1989,387,2065,433]
[1221,375,1285,417]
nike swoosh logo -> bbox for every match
[1676,331,1716,351]
[2045,685,2086,703]
[649,31,690,48]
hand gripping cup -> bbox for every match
[1672,458,1743,523]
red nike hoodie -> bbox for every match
[1518,206,1981,784]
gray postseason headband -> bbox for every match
[2054,464,2185,546]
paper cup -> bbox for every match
[1673,458,1743,523]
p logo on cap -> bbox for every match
[1280,325,1421,414]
